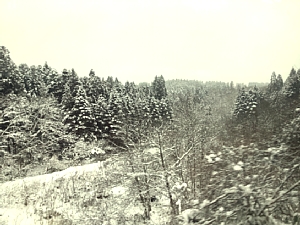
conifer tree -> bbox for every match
[63,86,96,141]
[151,75,167,100]
[84,73,108,103]
[19,63,30,93]
[276,74,283,91]
[283,68,300,99]
[41,62,51,85]
[46,68,60,97]
[106,76,114,92]
[67,69,81,96]
[268,72,284,94]
[233,87,261,120]
[104,88,126,145]
[148,75,172,126]
[0,46,24,95]
[93,95,107,139]
[268,72,277,93]
[60,69,80,107]
[61,83,74,111]
[89,69,95,77]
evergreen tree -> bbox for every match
[68,69,80,96]
[268,72,277,93]
[85,75,108,103]
[276,74,283,91]
[233,87,261,120]
[151,75,167,100]
[22,65,47,97]
[0,46,25,95]
[230,81,234,90]
[268,72,284,93]
[106,76,114,91]
[41,62,51,85]
[63,86,96,141]
[89,69,95,77]
[46,68,60,97]
[104,88,126,146]
[232,86,267,143]
[121,93,137,142]
[19,63,30,93]
[283,68,300,99]
[93,87,125,145]
[93,95,107,139]
[61,83,74,111]
[61,70,81,112]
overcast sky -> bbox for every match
[1,0,300,84]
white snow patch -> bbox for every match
[0,207,37,225]
[90,147,105,155]
[144,147,160,155]
[233,165,243,171]
[238,184,252,194]
[237,161,244,166]
[200,199,210,208]
[110,186,127,195]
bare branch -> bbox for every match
[258,179,300,216]
[171,145,194,168]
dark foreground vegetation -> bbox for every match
[1,45,300,224]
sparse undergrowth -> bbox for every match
[0,151,173,225]
[1,143,300,225]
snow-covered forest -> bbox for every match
[1,46,300,224]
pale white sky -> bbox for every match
[1,0,300,84]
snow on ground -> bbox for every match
[0,161,119,225]
[0,162,104,192]
[0,207,38,225]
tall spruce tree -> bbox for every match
[151,75,167,100]
[276,74,283,91]
[283,68,300,99]
[63,86,96,141]
[105,87,126,146]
